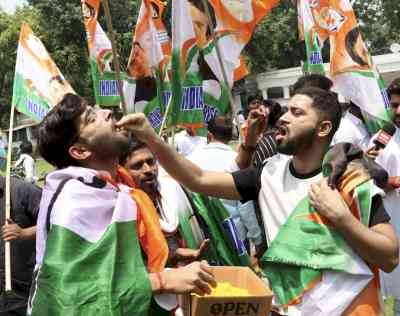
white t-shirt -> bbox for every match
[15,153,36,183]
[332,112,371,151]
[370,128,400,298]
[174,130,206,157]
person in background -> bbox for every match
[0,175,41,316]
[174,127,207,157]
[0,133,6,172]
[367,77,400,316]
[188,115,263,249]
[15,142,36,184]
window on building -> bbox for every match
[267,87,284,99]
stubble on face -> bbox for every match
[277,125,317,156]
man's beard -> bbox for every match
[88,133,130,161]
[277,126,316,156]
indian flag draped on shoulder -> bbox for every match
[125,0,171,132]
[261,144,386,316]
[12,23,74,122]
[305,0,392,134]
[81,0,123,106]
[27,167,169,315]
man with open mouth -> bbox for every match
[119,86,399,316]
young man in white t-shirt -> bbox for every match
[118,87,399,315]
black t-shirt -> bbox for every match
[232,161,390,227]
[0,176,41,297]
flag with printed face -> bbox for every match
[297,0,326,74]
[206,0,280,87]
[169,0,205,129]
[81,0,123,106]
[11,23,74,122]
[126,0,171,131]
[306,0,392,134]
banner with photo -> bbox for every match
[81,0,123,106]
[125,0,171,131]
[304,0,392,133]
[12,23,74,122]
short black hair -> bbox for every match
[119,137,148,165]
[37,93,86,169]
[207,115,233,143]
[20,141,33,155]
[345,27,368,66]
[387,78,400,99]
[247,94,263,106]
[293,74,333,93]
[264,99,283,127]
[295,87,342,137]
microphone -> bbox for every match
[373,124,396,149]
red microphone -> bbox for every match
[373,124,396,150]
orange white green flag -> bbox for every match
[307,0,392,133]
[297,0,326,74]
[11,23,74,122]
[205,0,280,87]
[125,0,171,131]
[169,0,204,129]
[81,0,123,106]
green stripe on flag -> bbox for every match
[30,222,152,316]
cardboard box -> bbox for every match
[183,266,272,316]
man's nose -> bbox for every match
[99,109,112,120]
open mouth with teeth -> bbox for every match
[275,125,288,143]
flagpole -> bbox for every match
[4,101,16,292]
[102,0,127,115]
[200,0,243,141]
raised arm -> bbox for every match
[117,114,241,200]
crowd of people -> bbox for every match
[1,74,400,316]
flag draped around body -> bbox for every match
[261,145,385,315]
[297,0,325,74]
[12,23,74,122]
[305,0,392,134]
[125,0,171,132]
[28,167,153,316]
[81,0,123,106]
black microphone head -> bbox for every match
[374,123,396,149]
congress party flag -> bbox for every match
[306,0,392,133]
[81,0,123,106]
[297,0,326,74]
[206,0,280,87]
[11,23,75,122]
[125,0,171,131]
[169,0,205,129]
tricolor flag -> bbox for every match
[307,0,392,133]
[125,0,171,131]
[297,0,326,74]
[262,146,383,315]
[28,167,153,315]
[206,0,280,87]
[81,0,123,106]
[12,23,74,122]
[169,0,205,129]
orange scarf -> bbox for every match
[103,167,169,273]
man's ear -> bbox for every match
[318,120,333,138]
[68,144,92,161]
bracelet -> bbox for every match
[240,143,256,152]
[155,272,165,293]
